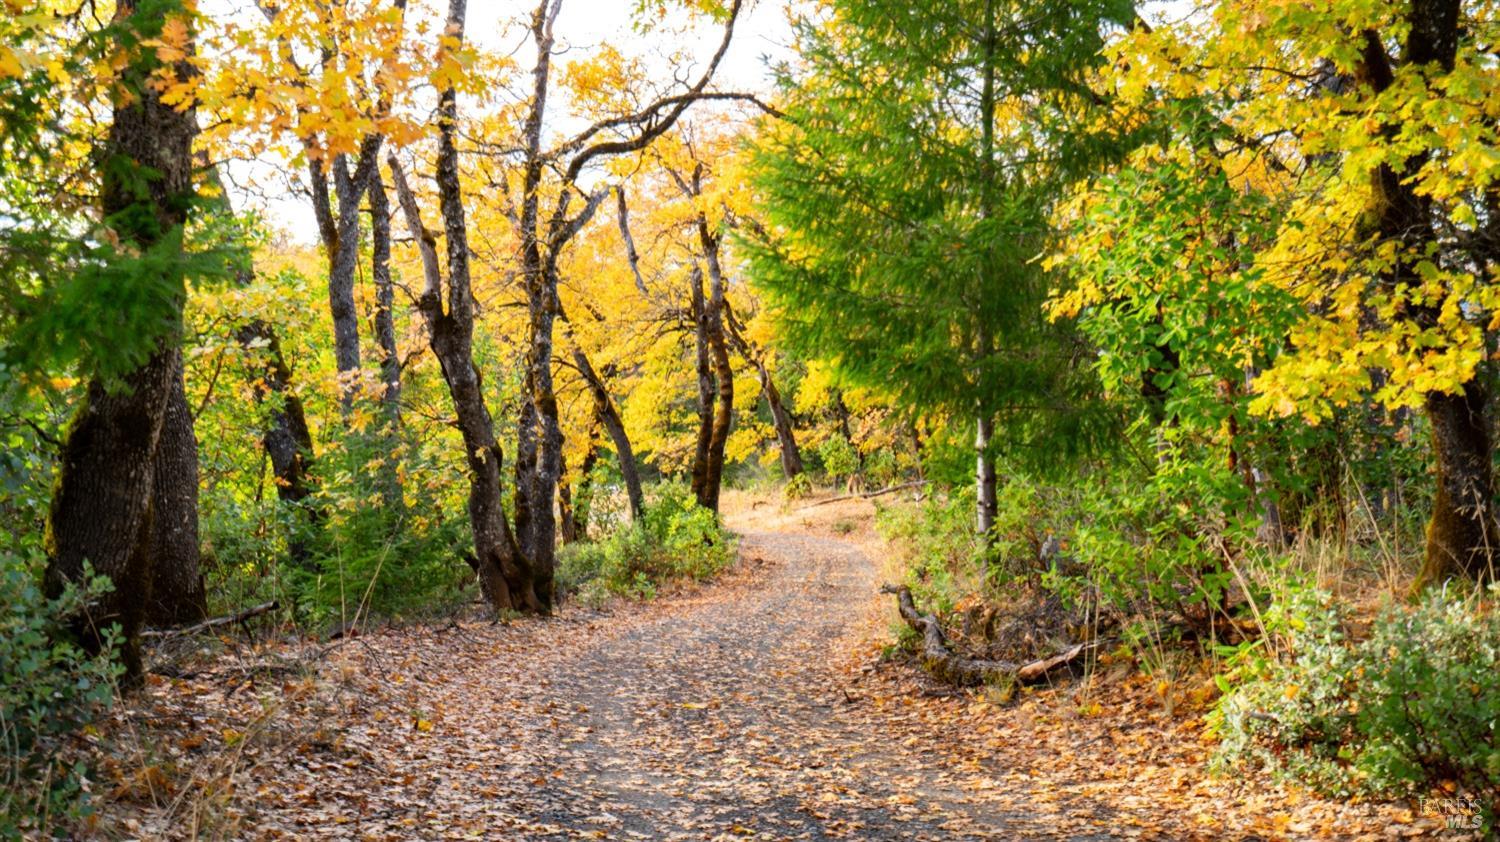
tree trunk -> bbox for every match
[368,167,404,511]
[146,348,206,627]
[569,343,645,522]
[724,300,802,478]
[689,267,715,506]
[308,134,385,408]
[1354,4,1489,583]
[388,31,542,614]
[559,425,600,544]
[975,415,997,538]
[1421,385,1499,583]
[210,162,320,565]
[46,0,199,684]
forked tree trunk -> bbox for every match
[46,0,199,684]
[307,134,385,408]
[387,31,542,612]
[146,349,206,627]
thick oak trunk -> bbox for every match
[145,349,206,627]
[1422,385,1499,583]
[46,0,199,684]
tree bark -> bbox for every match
[145,348,206,627]
[308,135,385,408]
[689,266,715,505]
[568,343,645,523]
[975,415,997,537]
[559,424,600,544]
[46,0,199,684]
[1355,2,1493,583]
[1422,385,1499,583]
[724,300,803,478]
[697,220,735,514]
[387,11,542,612]
[368,167,404,511]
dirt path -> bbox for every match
[103,498,1440,840]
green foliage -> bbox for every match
[782,472,813,501]
[742,0,1128,473]
[1,554,120,836]
[816,434,860,484]
[876,493,980,616]
[1214,591,1500,828]
[557,482,736,603]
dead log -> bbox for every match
[881,585,1096,686]
[798,481,929,510]
[141,601,278,640]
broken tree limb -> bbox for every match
[141,601,278,639]
[880,585,1096,686]
[798,481,928,510]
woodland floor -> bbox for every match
[87,494,1478,841]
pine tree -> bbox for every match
[743,0,1132,535]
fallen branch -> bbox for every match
[880,585,1096,686]
[142,601,279,640]
[798,481,928,509]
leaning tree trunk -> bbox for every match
[145,349,206,627]
[46,0,199,684]
[568,342,646,522]
[724,300,803,478]
[698,223,734,514]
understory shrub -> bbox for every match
[557,482,736,602]
[1213,590,1500,829]
[1,553,120,836]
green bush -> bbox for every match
[1213,590,1500,829]
[817,434,860,484]
[557,482,736,602]
[1,553,121,836]
[875,492,979,616]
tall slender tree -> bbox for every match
[743,0,1128,535]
